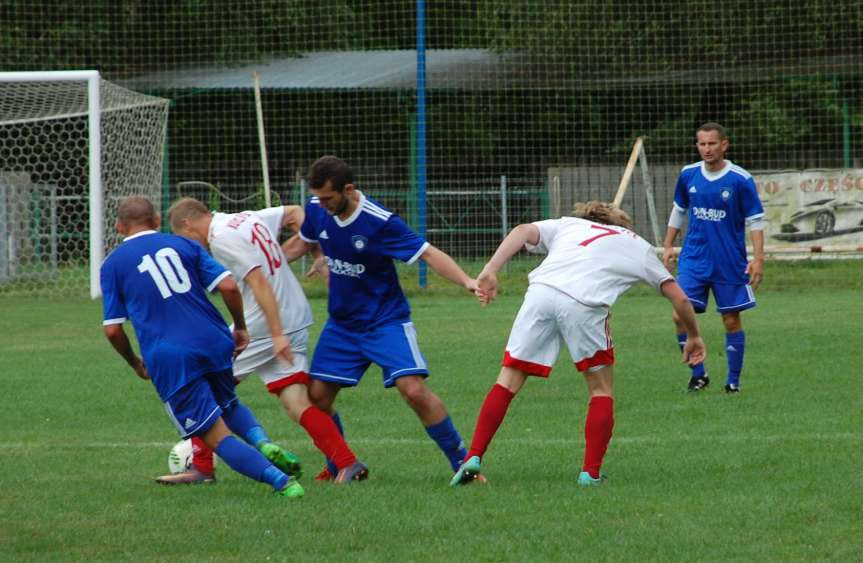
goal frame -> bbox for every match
[0,70,104,298]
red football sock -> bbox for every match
[299,406,357,470]
[466,383,515,460]
[191,436,215,475]
[582,396,614,479]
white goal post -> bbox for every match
[0,70,170,298]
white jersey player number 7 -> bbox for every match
[527,217,672,308]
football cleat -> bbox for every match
[314,467,335,481]
[577,471,605,486]
[275,478,305,499]
[259,442,302,479]
[155,468,215,485]
[724,383,740,393]
[334,461,369,484]
[687,375,710,392]
[449,455,483,487]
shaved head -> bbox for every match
[117,196,158,229]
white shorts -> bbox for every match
[503,284,614,376]
[233,328,310,394]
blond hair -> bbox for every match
[572,201,634,231]
[167,197,210,232]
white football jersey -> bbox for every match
[526,217,672,307]
[208,207,312,340]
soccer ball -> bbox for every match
[167,439,194,474]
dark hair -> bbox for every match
[117,196,157,228]
[307,155,355,192]
[696,122,727,140]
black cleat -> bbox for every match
[687,376,710,392]
[724,383,740,393]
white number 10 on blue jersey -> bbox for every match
[137,248,192,298]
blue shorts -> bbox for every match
[163,370,238,439]
[309,319,429,388]
[677,270,757,314]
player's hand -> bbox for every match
[681,335,706,366]
[131,357,150,380]
[746,258,764,290]
[662,247,676,269]
[464,278,480,294]
[306,255,330,286]
[232,328,250,358]
[272,334,295,366]
[476,270,498,306]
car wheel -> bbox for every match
[814,211,835,235]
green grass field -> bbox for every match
[1,260,861,560]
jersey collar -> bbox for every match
[334,190,365,228]
[123,230,157,242]
[700,160,733,182]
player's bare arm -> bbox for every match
[243,267,294,364]
[476,223,540,305]
[103,324,149,380]
[746,229,765,289]
[660,280,706,366]
[420,244,478,293]
[216,275,249,356]
[281,235,314,262]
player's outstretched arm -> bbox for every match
[280,205,304,234]
[103,324,149,380]
[660,280,705,366]
[420,245,478,292]
[215,275,249,357]
[282,235,314,262]
[475,223,539,306]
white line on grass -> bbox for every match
[0,432,859,450]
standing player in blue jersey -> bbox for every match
[662,123,766,393]
[100,196,304,497]
[283,155,480,481]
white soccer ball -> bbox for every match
[167,439,194,474]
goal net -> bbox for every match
[0,71,169,297]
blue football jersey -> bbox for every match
[673,161,764,284]
[100,231,235,400]
[300,191,429,331]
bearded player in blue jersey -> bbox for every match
[283,155,481,482]
[662,123,765,393]
[100,196,304,497]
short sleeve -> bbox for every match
[740,176,765,221]
[642,248,674,291]
[673,168,690,210]
[299,202,319,243]
[189,240,231,292]
[525,219,558,254]
[100,260,127,325]
[379,215,428,263]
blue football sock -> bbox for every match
[678,332,706,378]
[325,412,344,476]
[725,330,745,386]
[215,435,288,491]
[222,402,270,448]
[425,416,468,472]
